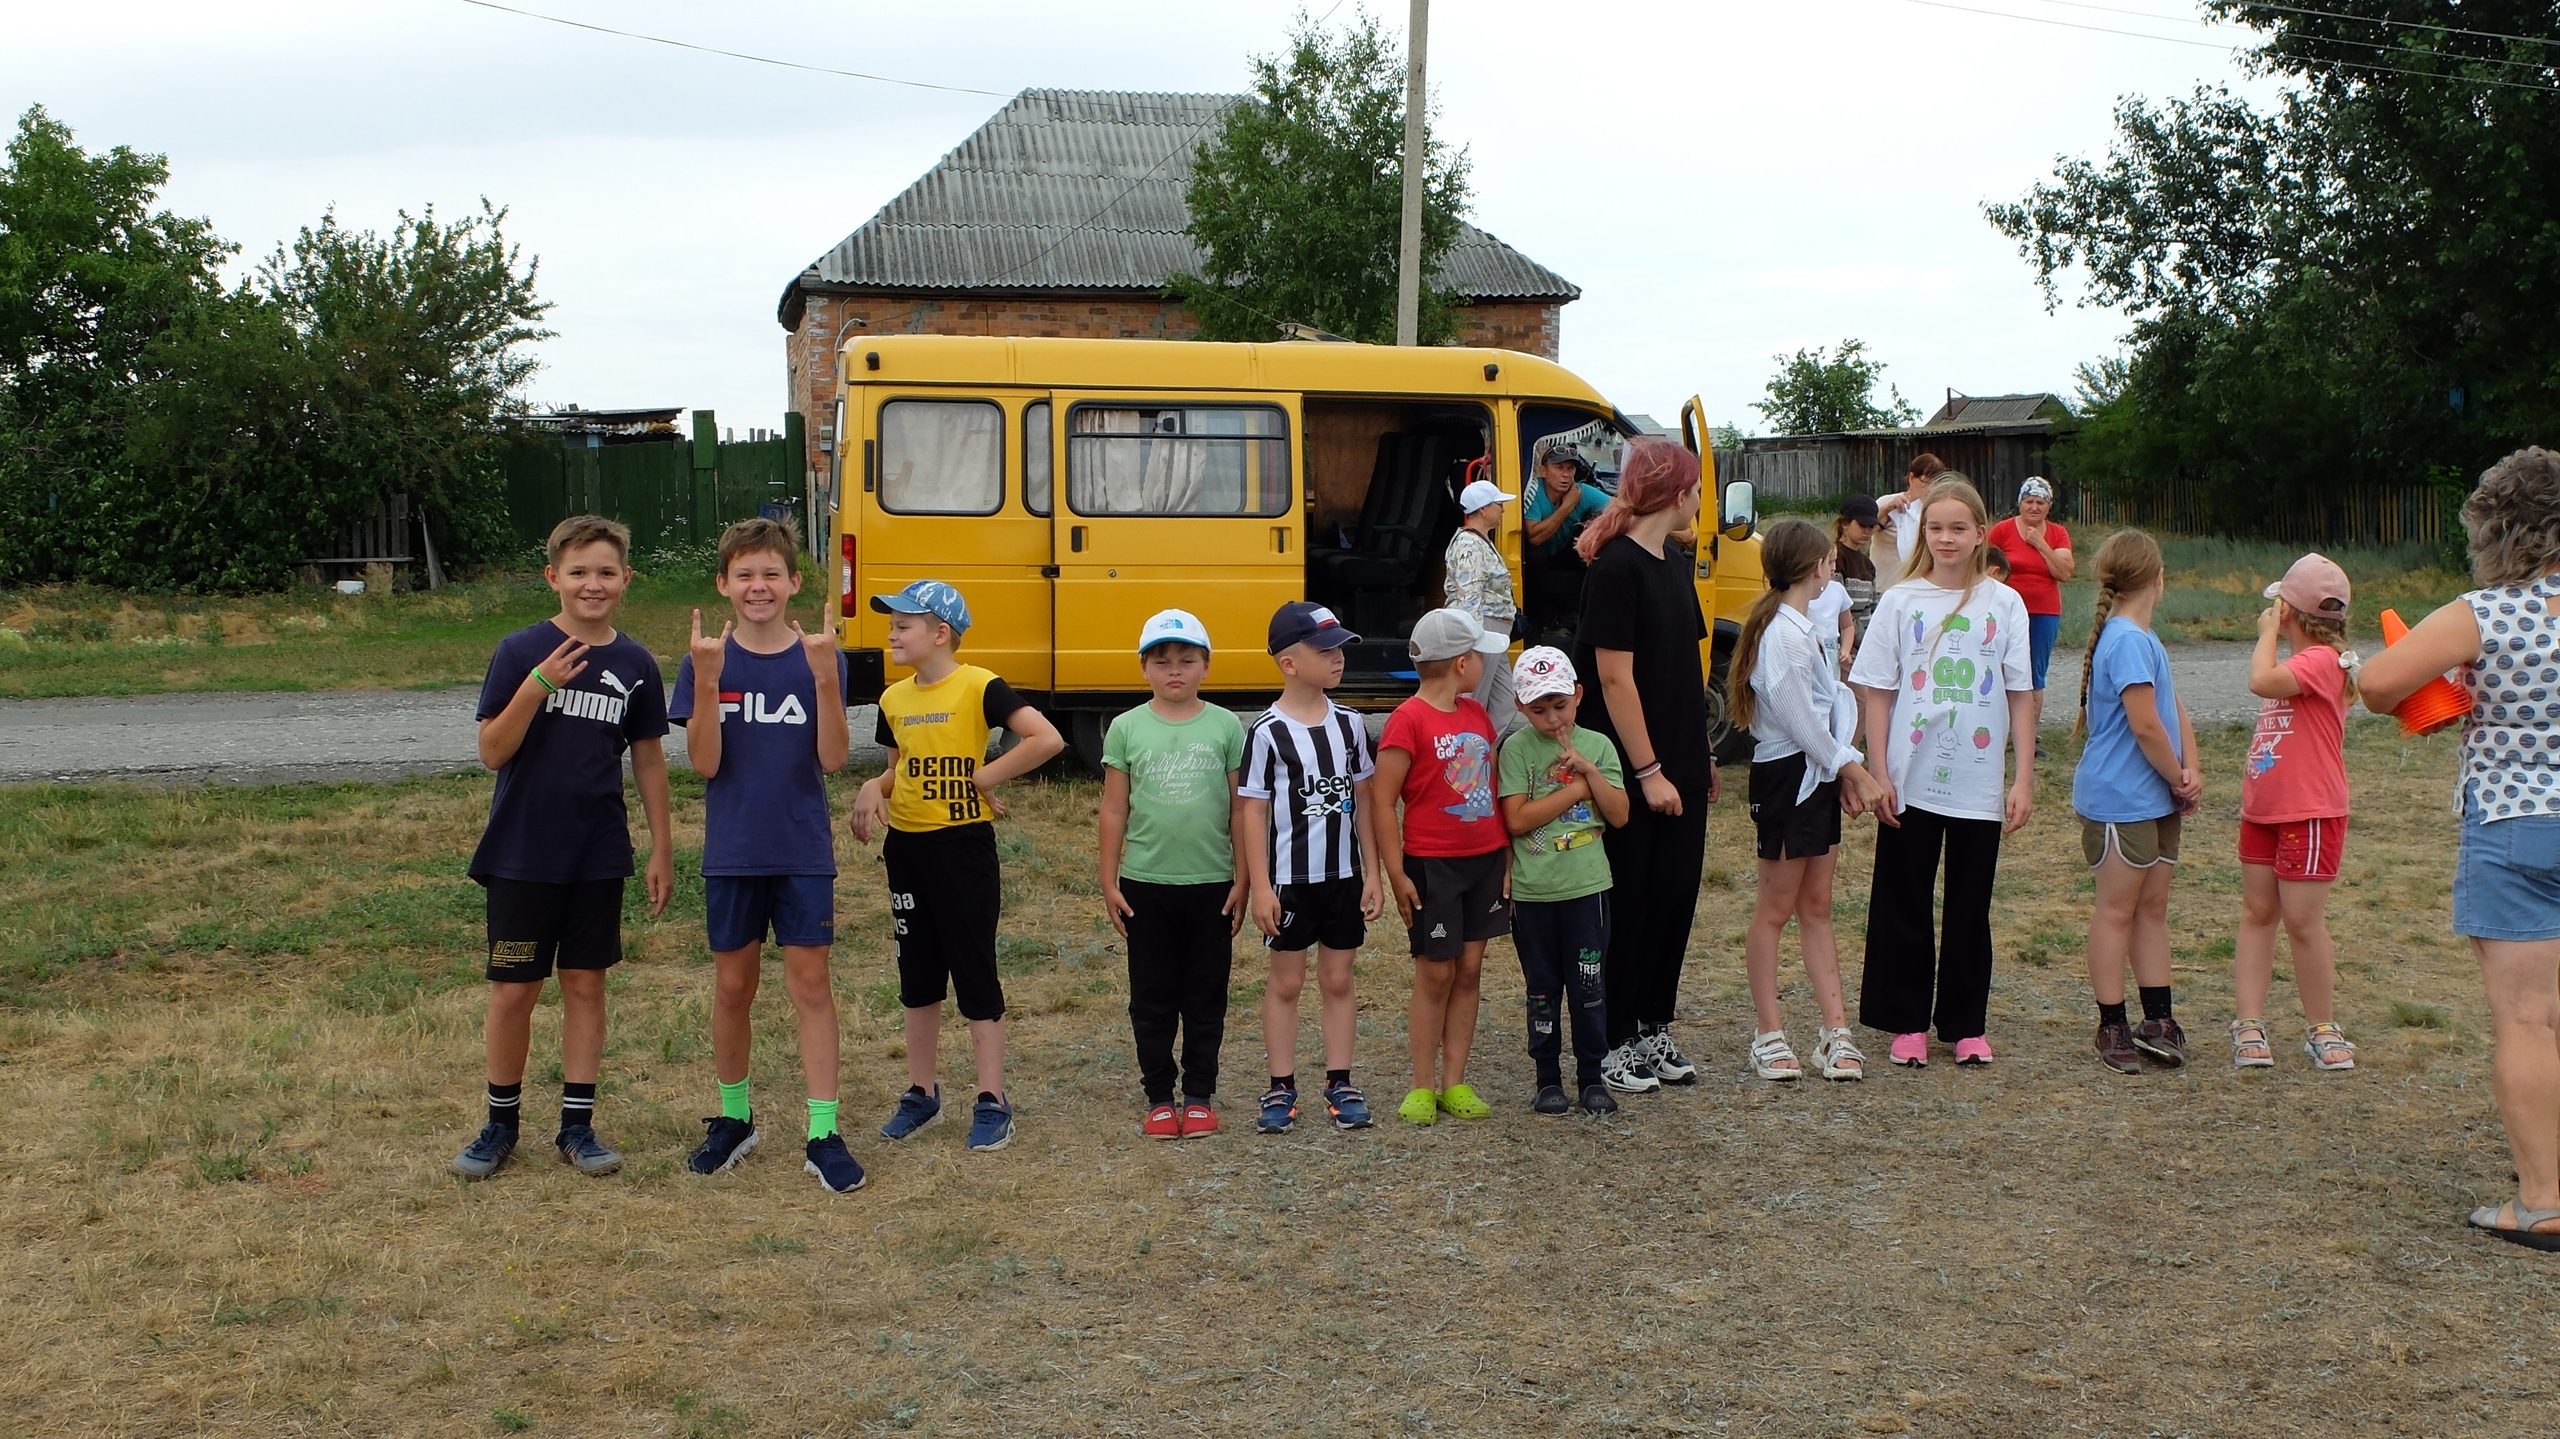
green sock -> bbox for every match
[806,1097,839,1141]
[719,1077,751,1122]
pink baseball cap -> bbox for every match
[2264,553,2351,616]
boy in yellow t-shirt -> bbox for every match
[849,581,1064,1152]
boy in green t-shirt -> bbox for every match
[1496,647,1631,1116]
[1100,610,1249,1140]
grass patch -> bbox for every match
[0,726,2532,1435]
[2389,1000,2455,1030]
[2055,534,2467,644]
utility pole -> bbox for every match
[1394,0,1428,347]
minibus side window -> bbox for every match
[1024,402,1053,517]
[1066,405,1290,517]
[878,400,1003,515]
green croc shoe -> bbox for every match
[1436,1083,1491,1120]
[1397,1087,1438,1126]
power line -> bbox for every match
[2018,0,2560,76]
[2236,1,2560,52]
[1904,0,2560,93]
[453,0,1009,97]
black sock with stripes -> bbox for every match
[560,1081,596,1133]
[487,1082,522,1132]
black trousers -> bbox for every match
[1515,893,1611,1086]
[1858,805,2003,1042]
[1122,879,1234,1104]
[1601,783,1709,1046]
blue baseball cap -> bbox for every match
[869,579,971,634]
[1267,600,1359,655]
[1137,609,1212,654]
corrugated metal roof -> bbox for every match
[1924,393,2067,427]
[784,88,1578,317]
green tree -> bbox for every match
[1172,8,1471,344]
[1989,2,2560,518]
[1751,340,1918,435]
[0,106,549,590]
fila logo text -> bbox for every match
[716,692,809,725]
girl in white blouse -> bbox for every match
[1730,519,1887,1081]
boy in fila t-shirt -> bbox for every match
[451,515,673,1182]
[669,518,865,1192]
[848,580,1064,1154]
[1237,601,1384,1134]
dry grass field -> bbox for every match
[4,722,2557,1437]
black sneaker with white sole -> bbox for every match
[804,1134,866,1192]
[1642,1029,1699,1085]
[553,1124,623,1176]
[1600,1041,1660,1094]
[687,1115,759,1175]
[451,1122,517,1180]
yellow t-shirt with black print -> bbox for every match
[871,665,1029,833]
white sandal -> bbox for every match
[1813,1026,1865,1081]
[1750,1029,1801,1081]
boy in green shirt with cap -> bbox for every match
[1100,609,1249,1140]
[1497,646,1631,1116]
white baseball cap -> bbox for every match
[1458,478,1516,515]
[1136,608,1213,653]
[1408,607,1513,662]
[1513,646,1577,702]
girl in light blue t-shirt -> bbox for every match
[2073,530,2202,1076]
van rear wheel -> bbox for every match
[1065,709,1110,776]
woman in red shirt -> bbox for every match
[1987,477,2075,740]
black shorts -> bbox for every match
[1403,850,1512,961]
[883,823,1004,1022]
[483,876,624,983]
[1268,876,1367,954]
[1749,753,1843,862]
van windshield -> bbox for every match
[1067,406,1290,517]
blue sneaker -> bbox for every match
[1322,1080,1374,1130]
[966,1093,1014,1152]
[687,1115,759,1175]
[450,1122,516,1179]
[1256,1084,1298,1134]
[803,1134,867,1193]
[880,1085,941,1141]
[553,1124,623,1176]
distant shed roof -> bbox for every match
[1924,393,2071,428]
[779,89,1578,327]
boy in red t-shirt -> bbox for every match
[1375,607,1516,1126]
[2235,554,2358,1072]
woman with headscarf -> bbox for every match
[1987,477,2075,746]
[1572,438,1717,1092]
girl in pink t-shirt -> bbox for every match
[2234,554,2361,1071]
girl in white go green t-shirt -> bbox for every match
[1844,479,2037,1069]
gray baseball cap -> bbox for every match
[1407,607,1512,663]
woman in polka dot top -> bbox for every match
[2364,445,2560,1252]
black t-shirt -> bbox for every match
[1573,535,1711,788]
[469,620,670,884]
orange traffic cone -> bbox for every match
[2379,608,2472,736]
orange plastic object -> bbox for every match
[2379,607,2473,736]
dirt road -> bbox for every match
[0,641,2282,786]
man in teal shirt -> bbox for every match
[1521,437,1611,637]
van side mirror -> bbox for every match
[1720,480,1755,539]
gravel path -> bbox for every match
[0,641,2279,787]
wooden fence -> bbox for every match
[504,411,807,553]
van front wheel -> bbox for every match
[1064,709,1110,776]
[1706,635,1753,767]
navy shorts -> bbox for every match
[2455,801,2560,942]
[705,874,836,952]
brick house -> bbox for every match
[778,88,1579,485]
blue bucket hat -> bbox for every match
[869,579,971,634]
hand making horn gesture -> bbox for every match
[688,608,732,685]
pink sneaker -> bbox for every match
[1954,1036,1994,1066]
[1889,1033,1929,1067]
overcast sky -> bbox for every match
[8,0,2281,436]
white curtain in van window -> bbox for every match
[1070,409,1211,514]
[880,401,1003,514]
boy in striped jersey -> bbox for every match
[1238,602,1384,1133]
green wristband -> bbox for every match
[532,670,560,696]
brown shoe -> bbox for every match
[2095,1021,2142,1074]
[2133,1017,2188,1067]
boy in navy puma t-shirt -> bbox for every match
[451,515,673,1182]
[668,518,864,1192]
